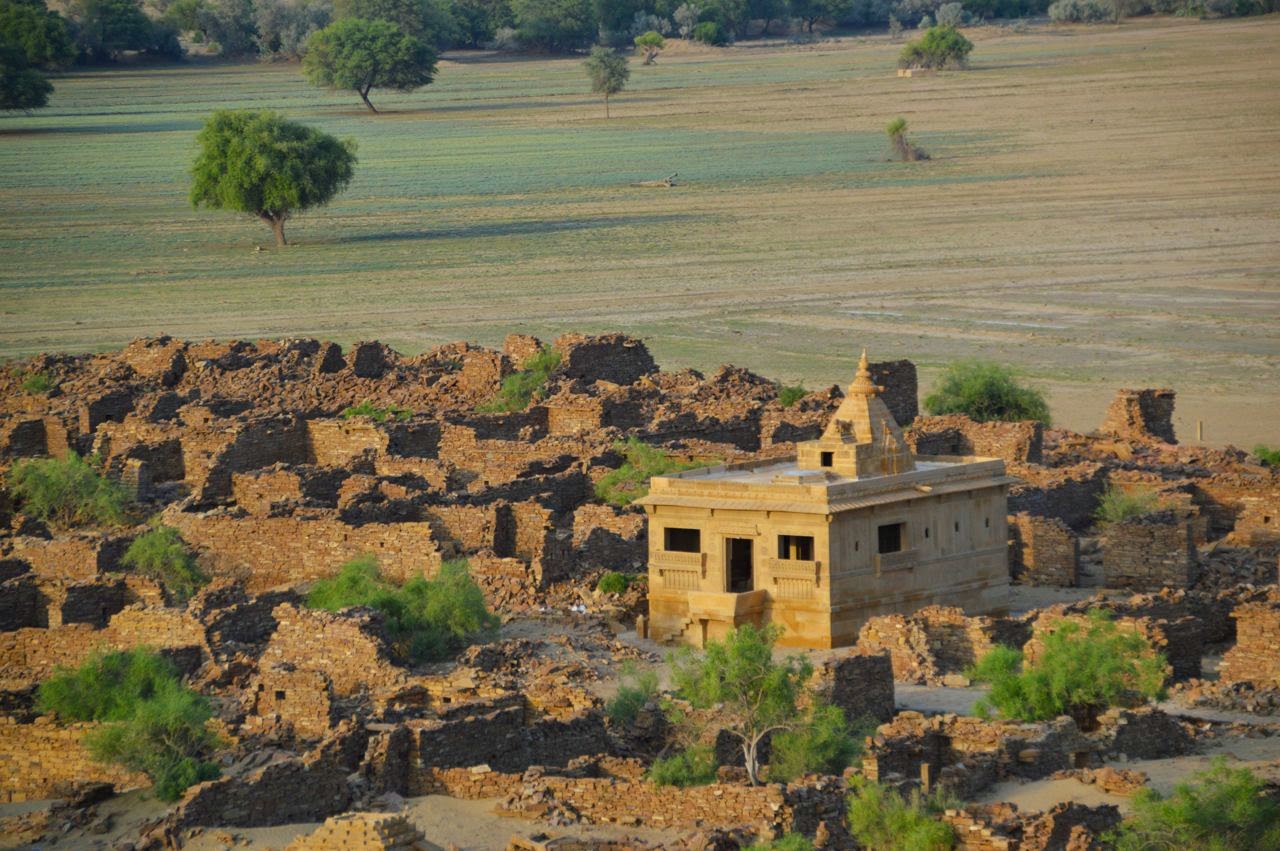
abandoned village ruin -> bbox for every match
[0,332,1277,850]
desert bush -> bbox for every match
[776,383,807,408]
[767,702,865,782]
[306,555,499,662]
[923,360,1050,424]
[19,370,56,394]
[1252,444,1280,468]
[594,437,712,506]
[596,570,632,594]
[847,776,957,850]
[898,23,970,69]
[648,743,718,786]
[478,345,560,412]
[691,19,725,42]
[886,116,928,162]
[1107,758,1280,851]
[340,399,412,422]
[606,661,659,724]
[1048,0,1111,19]
[8,452,129,528]
[934,1,963,23]
[968,611,1167,726]
[36,648,220,801]
[1093,485,1159,527]
[121,526,208,603]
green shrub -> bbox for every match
[923,361,1051,425]
[777,383,808,408]
[1048,0,1112,19]
[36,648,220,802]
[746,836,815,851]
[886,116,928,162]
[847,776,957,850]
[648,743,718,787]
[596,570,632,594]
[767,702,866,782]
[8,452,129,528]
[594,438,713,506]
[1253,444,1280,468]
[121,526,207,603]
[306,555,499,663]
[968,611,1167,726]
[1093,485,1159,527]
[20,370,56,394]
[1107,758,1280,851]
[898,24,973,70]
[691,20,725,44]
[606,661,659,725]
[340,400,412,422]
[478,346,561,413]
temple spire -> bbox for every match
[848,348,881,397]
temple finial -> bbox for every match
[850,348,878,395]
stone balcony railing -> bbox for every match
[762,557,822,585]
[652,550,706,590]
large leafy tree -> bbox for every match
[922,360,1050,424]
[669,623,813,785]
[190,109,357,246]
[511,0,593,51]
[70,0,181,60]
[303,18,437,113]
[332,0,457,44]
[788,0,851,31]
[583,44,627,118]
[0,36,51,110]
[0,0,75,68]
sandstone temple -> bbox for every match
[641,352,1014,648]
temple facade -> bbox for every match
[638,352,1014,649]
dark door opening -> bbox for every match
[727,538,754,593]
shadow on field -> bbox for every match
[340,213,699,243]
[0,119,198,136]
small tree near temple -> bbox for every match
[583,45,628,118]
[634,29,663,64]
[303,18,437,113]
[190,109,356,247]
[669,623,812,785]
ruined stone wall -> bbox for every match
[0,576,41,631]
[1193,472,1280,537]
[553,333,657,386]
[868,359,918,426]
[8,533,131,582]
[246,666,335,740]
[1100,389,1176,444]
[571,504,646,572]
[907,415,1043,465]
[0,717,149,802]
[40,577,128,628]
[1007,463,1108,531]
[259,604,405,697]
[811,651,895,723]
[1025,612,1202,681]
[0,417,48,459]
[1230,490,1280,547]
[92,417,185,481]
[164,510,440,592]
[423,504,506,555]
[1220,601,1280,686]
[1102,512,1198,590]
[855,607,1030,685]
[405,707,607,781]
[182,417,310,503]
[1008,513,1078,587]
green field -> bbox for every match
[1,18,1278,444]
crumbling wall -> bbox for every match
[1008,513,1078,587]
[553,333,657,386]
[907,415,1043,464]
[259,604,405,697]
[8,533,131,582]
[1100,389,1176,444]
[868,359,918,426]
[571,504,646,572]
[1220,601,1280,686]
[246,665,335,739]
[164,509,440,592]
[1007,463,1108,531]
[811,651,895,723]
[1102,511,1198,590]
[0,576,42,631]
[855,607,1030,685]
[0,717,149,802]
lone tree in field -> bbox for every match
[669,623,812,785]
[190,110,356,247]
[633,29,664,64]
[0,38,51,111]
[885,117,927,162]
[898,23,972,70]
[583,45,628,118]
[303,18,437,113]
